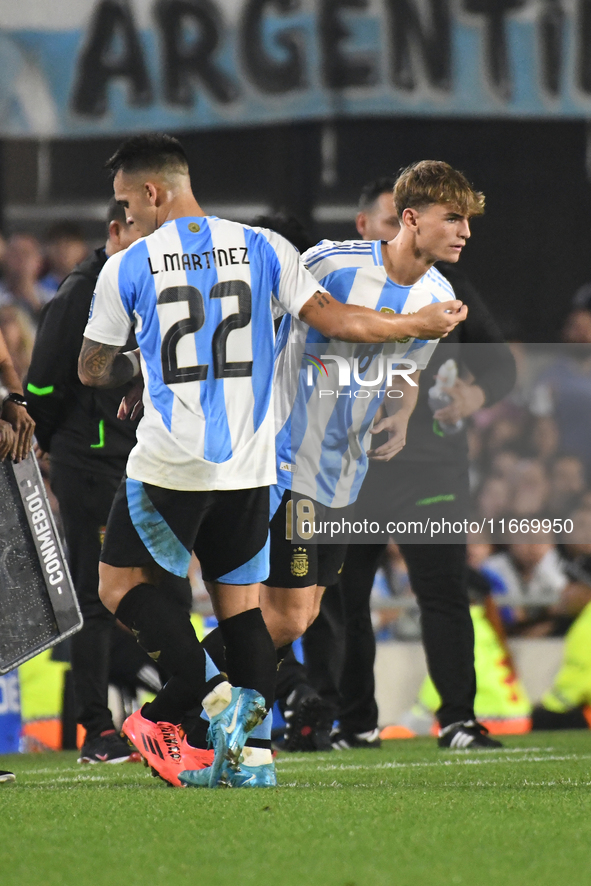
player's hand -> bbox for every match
[2,400,35,462]
[367,412,409,461]
[410,301,468,339]
[0,419,15,461]
[118,375,144,421]
[433,379,485,423]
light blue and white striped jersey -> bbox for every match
[273,239,455,508]
[84,217,322,491]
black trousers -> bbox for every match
[288,460,476,732]
[50,463,121,739]
[332,541,475,732]
[51,462,192,739]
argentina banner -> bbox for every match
[1,0,591,137]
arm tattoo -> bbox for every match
[84,342,111,378]
[312,292,330,309]
[79,338,135,388]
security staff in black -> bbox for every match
[329,263,516,750]
[26,200,148,762]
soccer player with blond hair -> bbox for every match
[260,161,490,749]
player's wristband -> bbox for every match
[123,351,140,378]
[3,392,27,408]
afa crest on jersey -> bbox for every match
[290,547,309,577]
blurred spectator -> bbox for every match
[40,221,88,294]
[484,542,567,634]
[511,459,549,517]
[531,348,591,476]
[369,544,420,641]
[490,449,520,480]
[530,415,559,461]
[0,233,50,321]
[562,506,591,555]
[0,304,35,380]
[561,309,591,344]
[470,345,591,538]
[547,456,586,517]
[477,475,512,520]
[0,231,7,275]
[563,283,591,343]
[531,553,591,731]
[480,415,525,462]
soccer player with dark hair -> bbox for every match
[79,134,464,788]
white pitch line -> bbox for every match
[16,766,83,775]
[49,775,110,783]
[276,753,591,773]
[275,747,556,765]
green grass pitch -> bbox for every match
[1,731,591,886]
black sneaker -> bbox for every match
[438,720,503,750]
[283,685,334,752]
[0,770,15,784]
[78,729,141,764]
[331,728,381,750]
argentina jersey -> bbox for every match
[84,217,322,491]
[273,239,455,508]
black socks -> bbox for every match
[118,597,276,744]
[218,608,276,711]
[202,630,291,677]
[115,583,221,725]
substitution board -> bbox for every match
[0,453,81,674]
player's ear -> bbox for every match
[108,220,121,246]
[355,212,367,238]
[144,181,158,205]
[401,207,419,231]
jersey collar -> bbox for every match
[371,240,384,266]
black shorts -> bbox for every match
[100,478,270,584]
[265,487,349,589]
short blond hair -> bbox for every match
[393,160,485,219]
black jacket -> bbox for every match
[25,248,139,477]
[394,263,516,464]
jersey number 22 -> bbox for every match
[158,282,253,384]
